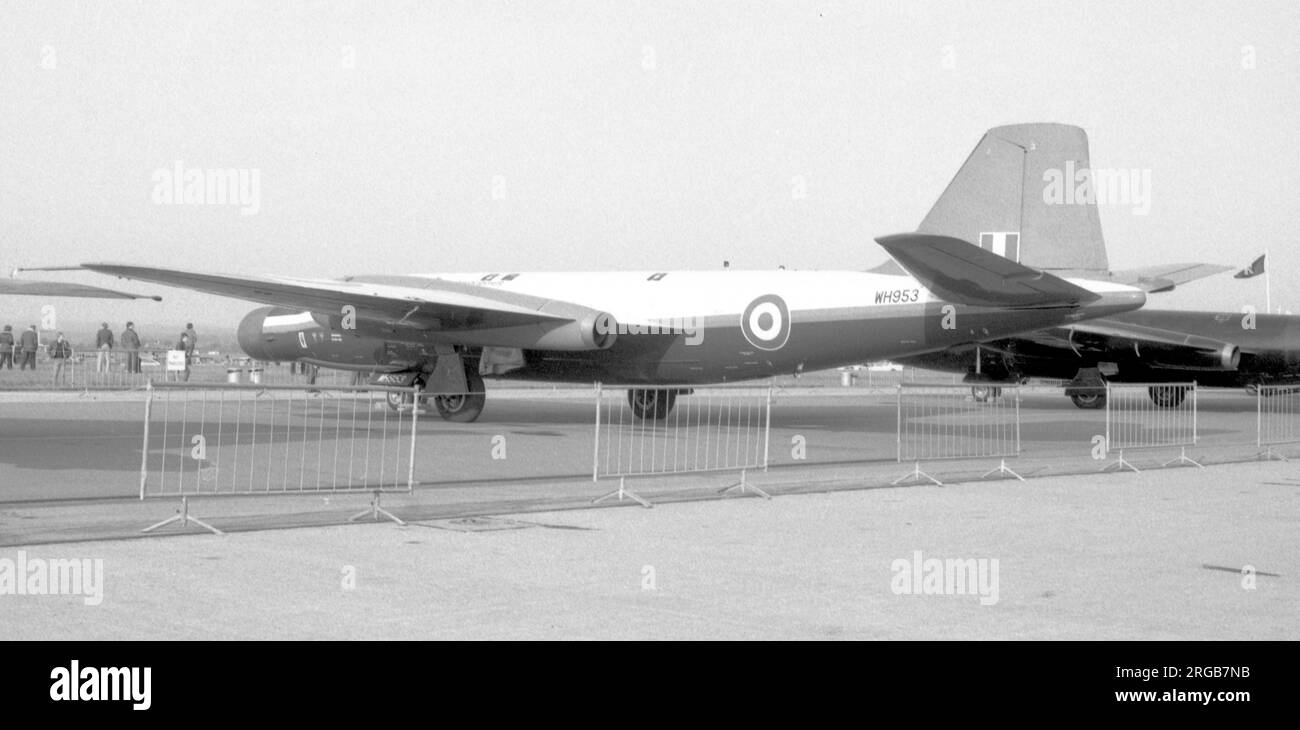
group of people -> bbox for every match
[0,321,196,384]
[0,325,76,384]
[0,325,39,370]
[91,321,146,373]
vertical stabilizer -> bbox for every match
[918,123,1109,273]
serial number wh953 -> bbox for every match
[874,289,921,304]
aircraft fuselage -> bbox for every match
[237,269,1144,385]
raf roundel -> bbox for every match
[741,294,791,351]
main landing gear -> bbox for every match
[386,366,487,423]
[970,385,1003,403]
[628,388,678,420]
[1069,391,1106,409]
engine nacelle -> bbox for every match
[241,304,620,356]
[1139,339,1241,371]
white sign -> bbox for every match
[165,350,188,372]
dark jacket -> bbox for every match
[96,328,115,348]
[0,331,13,349]
[121,329,141,350]
[49,340,72,359]
[19,330,39,352]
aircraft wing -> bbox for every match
[1016,318,1242,370]
[76,263,613,349]
[0,278,162,300]
[1106,263,1234,294]
[875,233,1101,308]
[1066,319,1233,349]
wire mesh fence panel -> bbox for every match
[140,382,418,498]
[1256,384,1300,450]
[896,384,1021,463]
[1104,382,1198,452]
[593,385,771,480]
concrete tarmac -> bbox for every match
[0,384,1295,639]
[0,464,1294,640]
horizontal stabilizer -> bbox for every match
[875,233,1100,308]
[1107,263,1234,293]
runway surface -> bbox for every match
[1,466,1295,640]
[1,383,1295,639]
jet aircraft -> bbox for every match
[33,125,1154,422]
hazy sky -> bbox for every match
[2,0,1298,334]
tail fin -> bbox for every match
[875,233,1100,308]
[918,123,1108,273]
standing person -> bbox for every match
[183,323,198,378]
[121,322,141,374]
[0,325,13,370]
[18,325,39,370]
[48,332,72,386]
[95,322,115,373]
[176,333,192,382]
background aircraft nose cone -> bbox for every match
[236,307,277,360]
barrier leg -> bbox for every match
[349,490,406,525]
[980,459,1025,482]
[592,476,652,508]
[1161,446,1204,469]
[1256,445,1289,462]
[1100,449,1140,473]
[718,469,771,500]
[142,497,224,536]
[893,462,942,486]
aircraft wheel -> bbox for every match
[628,389,676,420]
[434,369,486,423]
[1070,392,1106,409]
[386,390,406,411]
[386,376,430,412]
[1148,385,1187,409]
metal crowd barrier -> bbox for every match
[138,381,420,533]
[1255,384,1300,460]
[0,350,367,391]
[592,383,772,507]
[0,350,152,391]
[893,383,1022,485]
[1102,382,1200,472]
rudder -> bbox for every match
[918,123,1108,273]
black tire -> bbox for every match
[628,388,676,420]
[386,390,408,412]
[434,368,486,423]
[386,376,429,412]
[1070,392,1106,409]
[1148,385,1186,409]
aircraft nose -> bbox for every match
[236,307,276,360]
